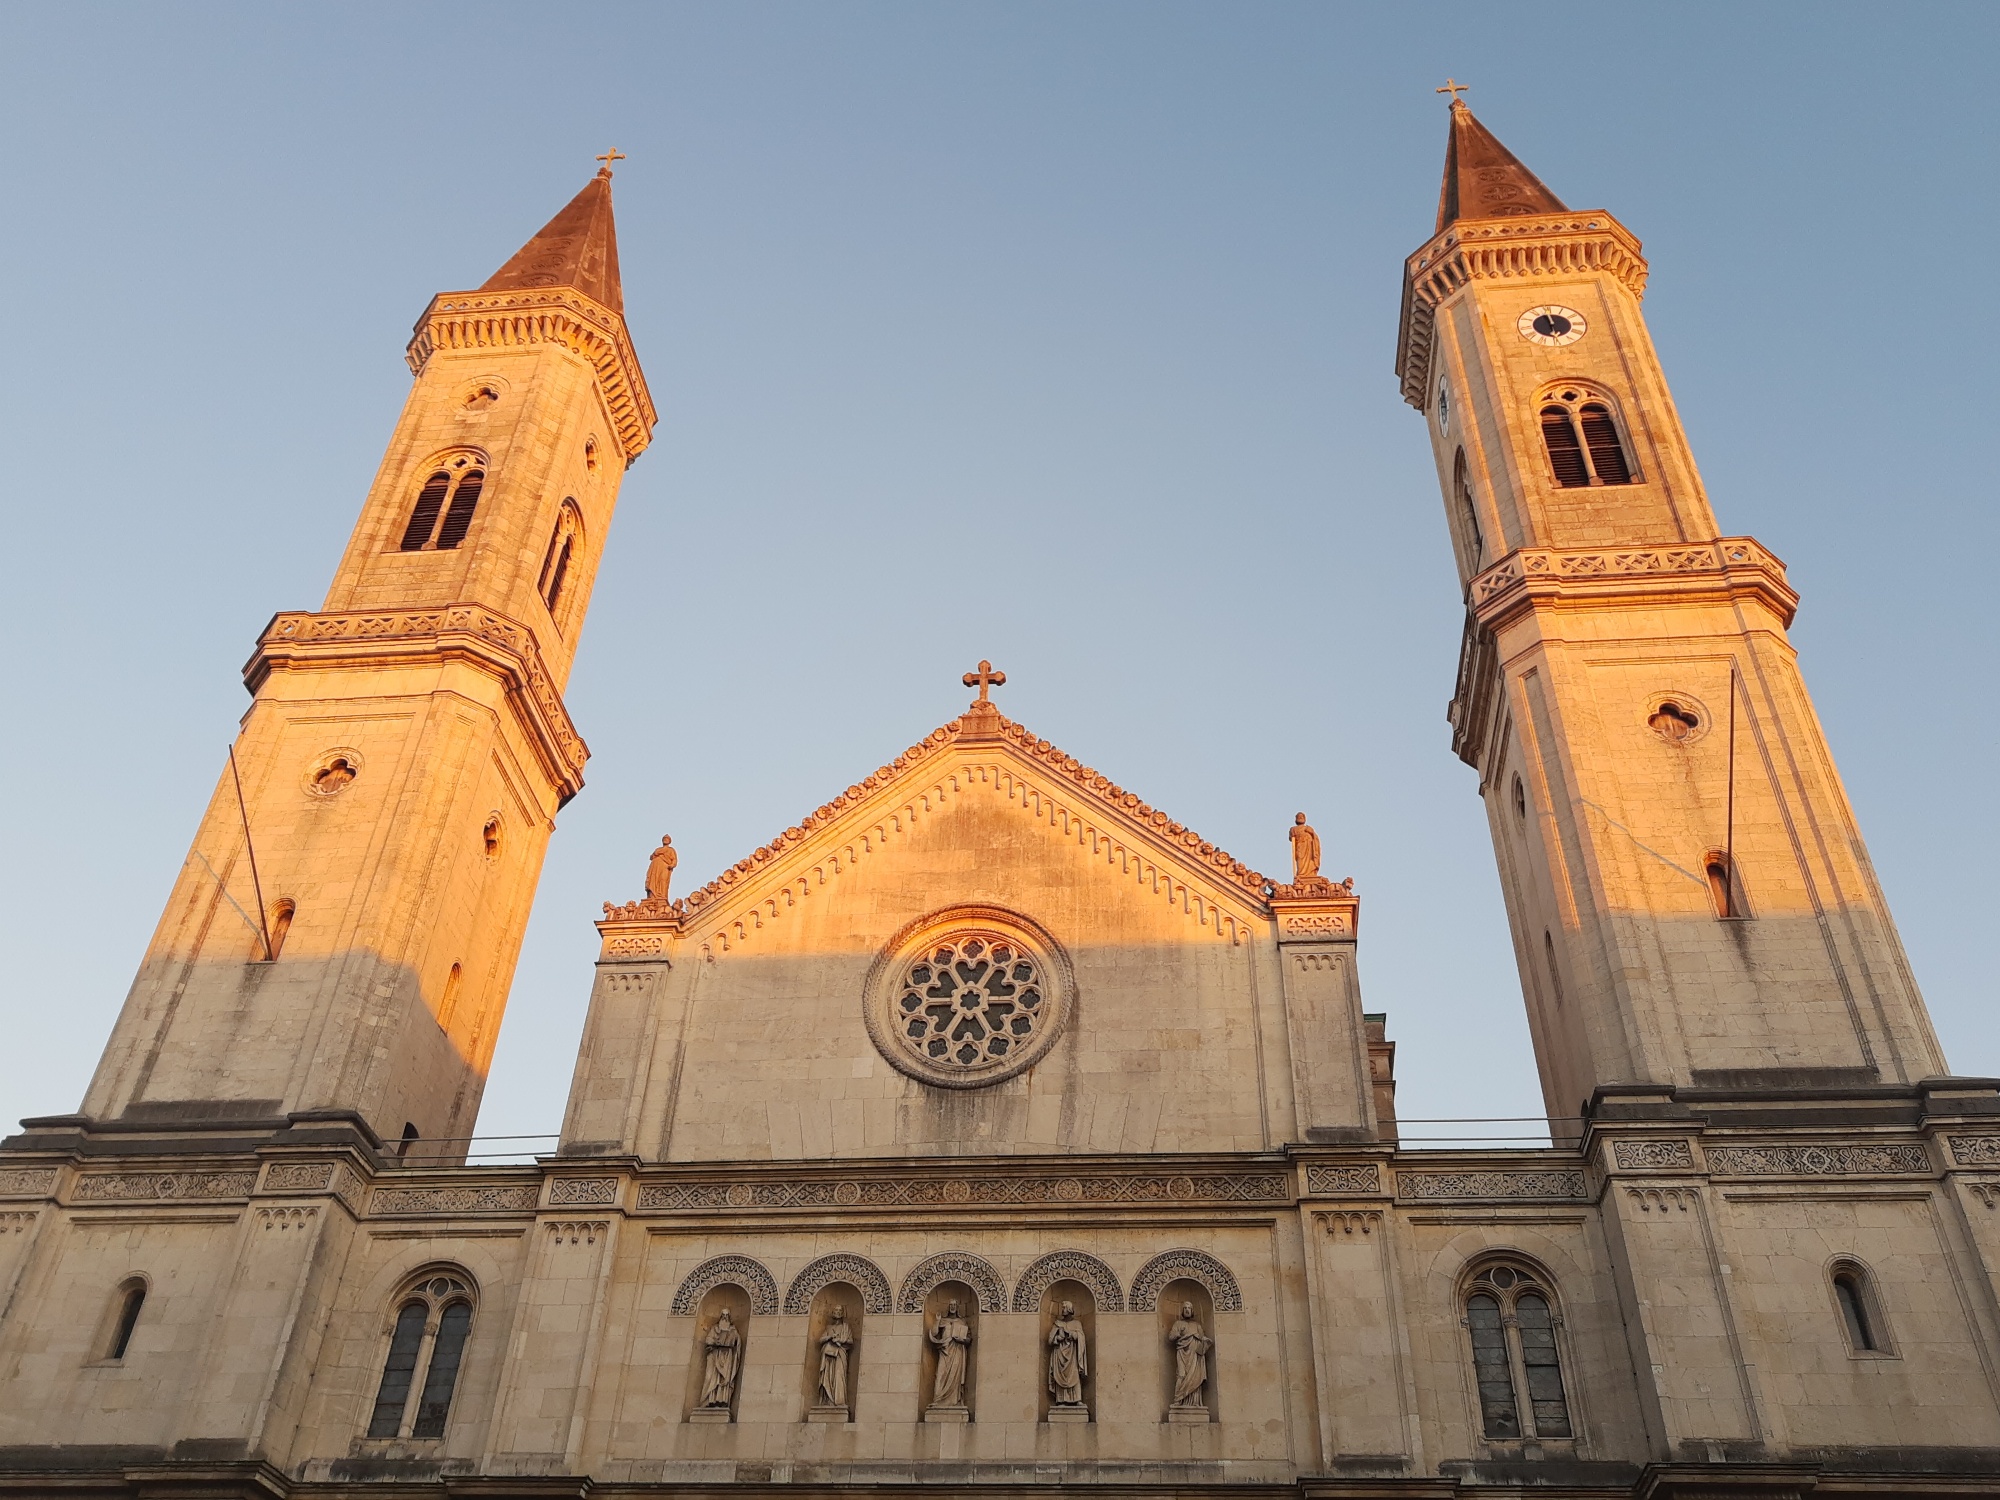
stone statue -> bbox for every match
[929,1300,971,1407]
[1047,1300,1088,1407]
[699,1309,741,1409]
[1168,1301,1212,1409]
[645,834,678,902]
[816,1306,853,1409]
[1290,813,1321,883]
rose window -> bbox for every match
[865,908,1072,1088]
[897,935,1044,1070]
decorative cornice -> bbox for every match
[606,711,1284,950]
[1467,537,1798,633]
[1396,210,1649,410]
[408,287,655,465]
[247,603,587,803]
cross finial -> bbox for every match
[962,660,1006,704]
[595,147,627,177]
[1436,78,1469,105]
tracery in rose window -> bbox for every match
[896,934,1045,1070]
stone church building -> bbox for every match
[2,103,1997,1500]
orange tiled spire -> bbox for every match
[480,161,624,313]
[1434,100,1567,233]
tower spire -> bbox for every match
[481,165,624,313]
[1434,99,1567,233]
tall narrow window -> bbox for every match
[398,456,485,551]
[1452,449,1483,566]
[1577,405,1632,483]
[1831,1263,1888,1354]
[107,1281,146,1361]
[1704,849,1742,919]
[1540,407,1590,488]
[1543,931,1565,1009]
[537,502,584,622]
[366,1273,476,1440]
[1463,1263,1573,1442]
[266,899,296,960]
[367,1302,427,1437]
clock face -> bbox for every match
[1518,305,1587,347]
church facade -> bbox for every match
[2,106,1998,1500]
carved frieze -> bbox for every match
[371,1184,540,1214]
[635,1170,1287,1212]
[1466,539,1796,631]
[1704,1144,1929,1176]
[895,1253,1007,1314]
[73,1171,257,1202]
[1398,1170,1586,1201]
[0,1169,57,1198]
[1304,1164,1382,1195]
[671,1255,779,1315]
[782,1253,892,1315]
[1611,1140,1696,1170]
[603,937,666,958]
[1130,1250,1243,1312]
[260,1162,336,1193]
[1948,1136,2000,1166]
[1011,1251,1124,1313]
[549,1178,620,1206]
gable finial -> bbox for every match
[962,660,1007,705]
[595,147,627,178]
[1436,78,1469,106]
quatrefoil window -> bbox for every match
[865,908,1074,1089]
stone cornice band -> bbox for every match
[1468,538,1798,633]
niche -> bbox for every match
[684,1284,751,1423]
[1156,1278,1218,1423]
[1038,1280,1096,1422]
[800,1282,862,1422]
[917,1280,979,1421]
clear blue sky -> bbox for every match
[2,3,1993,1146]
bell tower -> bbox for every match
[1398,100,1946,1122]
[62,163,655,1154]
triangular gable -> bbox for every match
[604,708,1279,951]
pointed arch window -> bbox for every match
[366,1272,476,1440]
[1539,388,1636,489]
[537,501,584,624]
[399,455,486,552]
[1464,1262,1572,1441]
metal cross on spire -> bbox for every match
[1435,78,1470,105]
[962,660,1007,704]
[595,148,627,176]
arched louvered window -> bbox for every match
[1463,1262,1573,1442]
[1539,388,1637,488]
[366,1272,476,1440]
[1452,448,1483,567]
[398,455,485,552]
[537,501,584,623]
[1540,407,1590,488]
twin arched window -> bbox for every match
[367,1272,475,1440]
[538,502,583,621]
[1464,1262,1572,1441]
[1451,449,1483,570]
[399,457,485,552]
[1539,388,1634,489]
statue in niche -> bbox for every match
[1047,1300,1088,1408]
[1168,1302,1213,1410]
[816,1306,854,1409]
[1289,812,1321,883]
[929,1299,971,1408]
[699,1309,741,1409]
[644,834,678,902]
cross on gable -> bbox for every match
[962,660,1006,704]
[1436,78,1469,105]
[596,148,627,175]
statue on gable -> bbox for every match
[644,834,677,903]
[1290,813,1321,884]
